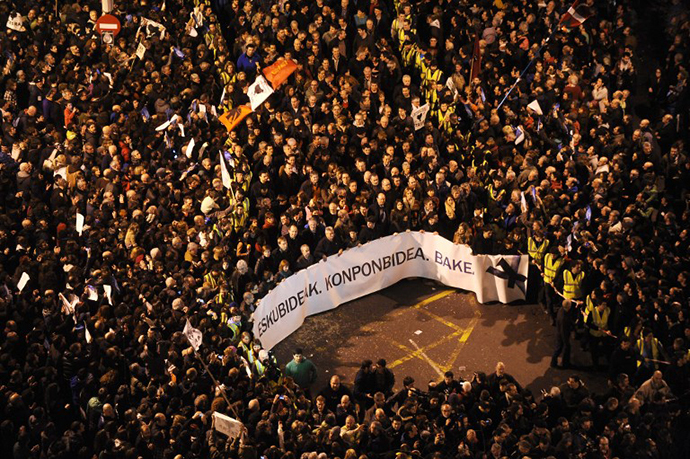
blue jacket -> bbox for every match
[237,52,261,75]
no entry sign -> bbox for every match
[95,14,121,37]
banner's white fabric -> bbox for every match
[253,232,529,350]
[212,412,244,438]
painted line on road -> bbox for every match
[388,328,463,369]
[441,310,482,373]
[411,290,464,331]
[387,289,483,374]
[408,338,445,377]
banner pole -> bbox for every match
[193,349,241,418]
[496,24,559,111]
[184,333,240,419]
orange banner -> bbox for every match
[218,105,251,132]
[262,58,297,89]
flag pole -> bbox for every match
[192,348,242,419]
[183,332,241,419]
[496,24,558,111]
[495,0,587,112]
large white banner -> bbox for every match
[253,232,529,350]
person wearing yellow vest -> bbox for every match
[238,331,258,366]
[528,232,549,266]
[585,301,611,369]
[562,261,585,301]
[433,101,454,135]
[397,19,417,49]
[219,308,241,344]
[541,245,565,322]
[254,349,279,381]
[422,60,443,100]
[527,231,548,313]
[635,329,669,383]
[203,265,226,291]
[401,41,418,70]
[581,287,606,327]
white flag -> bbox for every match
[515,125,525,144]
[6,12,26,32]
[445,77,458,97]
[185,138,196,158]
[219,151,232,189]
[183,319,203,351]
[86,285,99,301]
[248,76,274,110]
[178,123,185,137]
[411,104,430,131]
[59,292,78,315]
[84,324,92,343]
[198,142,209,157]
[527,100,543,115]
[103,284,113,306]
[219,86,226,106]
[520,192,528,213]
[212,412,244,439]
[155,120,171,131]
[12,143,23,161]
[76,213,85,235]
[136,42,146,60]
[141,17,166,40]
[17,272,30,292]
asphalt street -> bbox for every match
[273,279,608,397]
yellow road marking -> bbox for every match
[408,290,463,331]
[387,289,483,374]
[412,290,455,309]
[408,339,445,377]
[440,311,482,373]
[388,328,463,369]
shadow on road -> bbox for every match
[273,279,607,396]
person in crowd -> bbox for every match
[552,299,576,368]
[0,0,688,458]
[284,347,318,397]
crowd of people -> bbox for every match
[0,0,689,458]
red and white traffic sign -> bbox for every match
[95,14,121,37]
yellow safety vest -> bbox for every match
[239,341,256,365]
[486,183,505,202]
[402,47,417,67]
[562,270,584,299]
[397,27,417,47]
[527,237,548,265]
[413,49,424,72]
[582,295,595,322]
[255,358,267,377]
[204,272,223,289]
[391,18,404,40]
[426,88,439,111]
[589,306,610,337]
[435,107,454,135]
[219,312,241,341]
[543,254,564,284]
[636,337,660,368]
[423,68,442,91]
